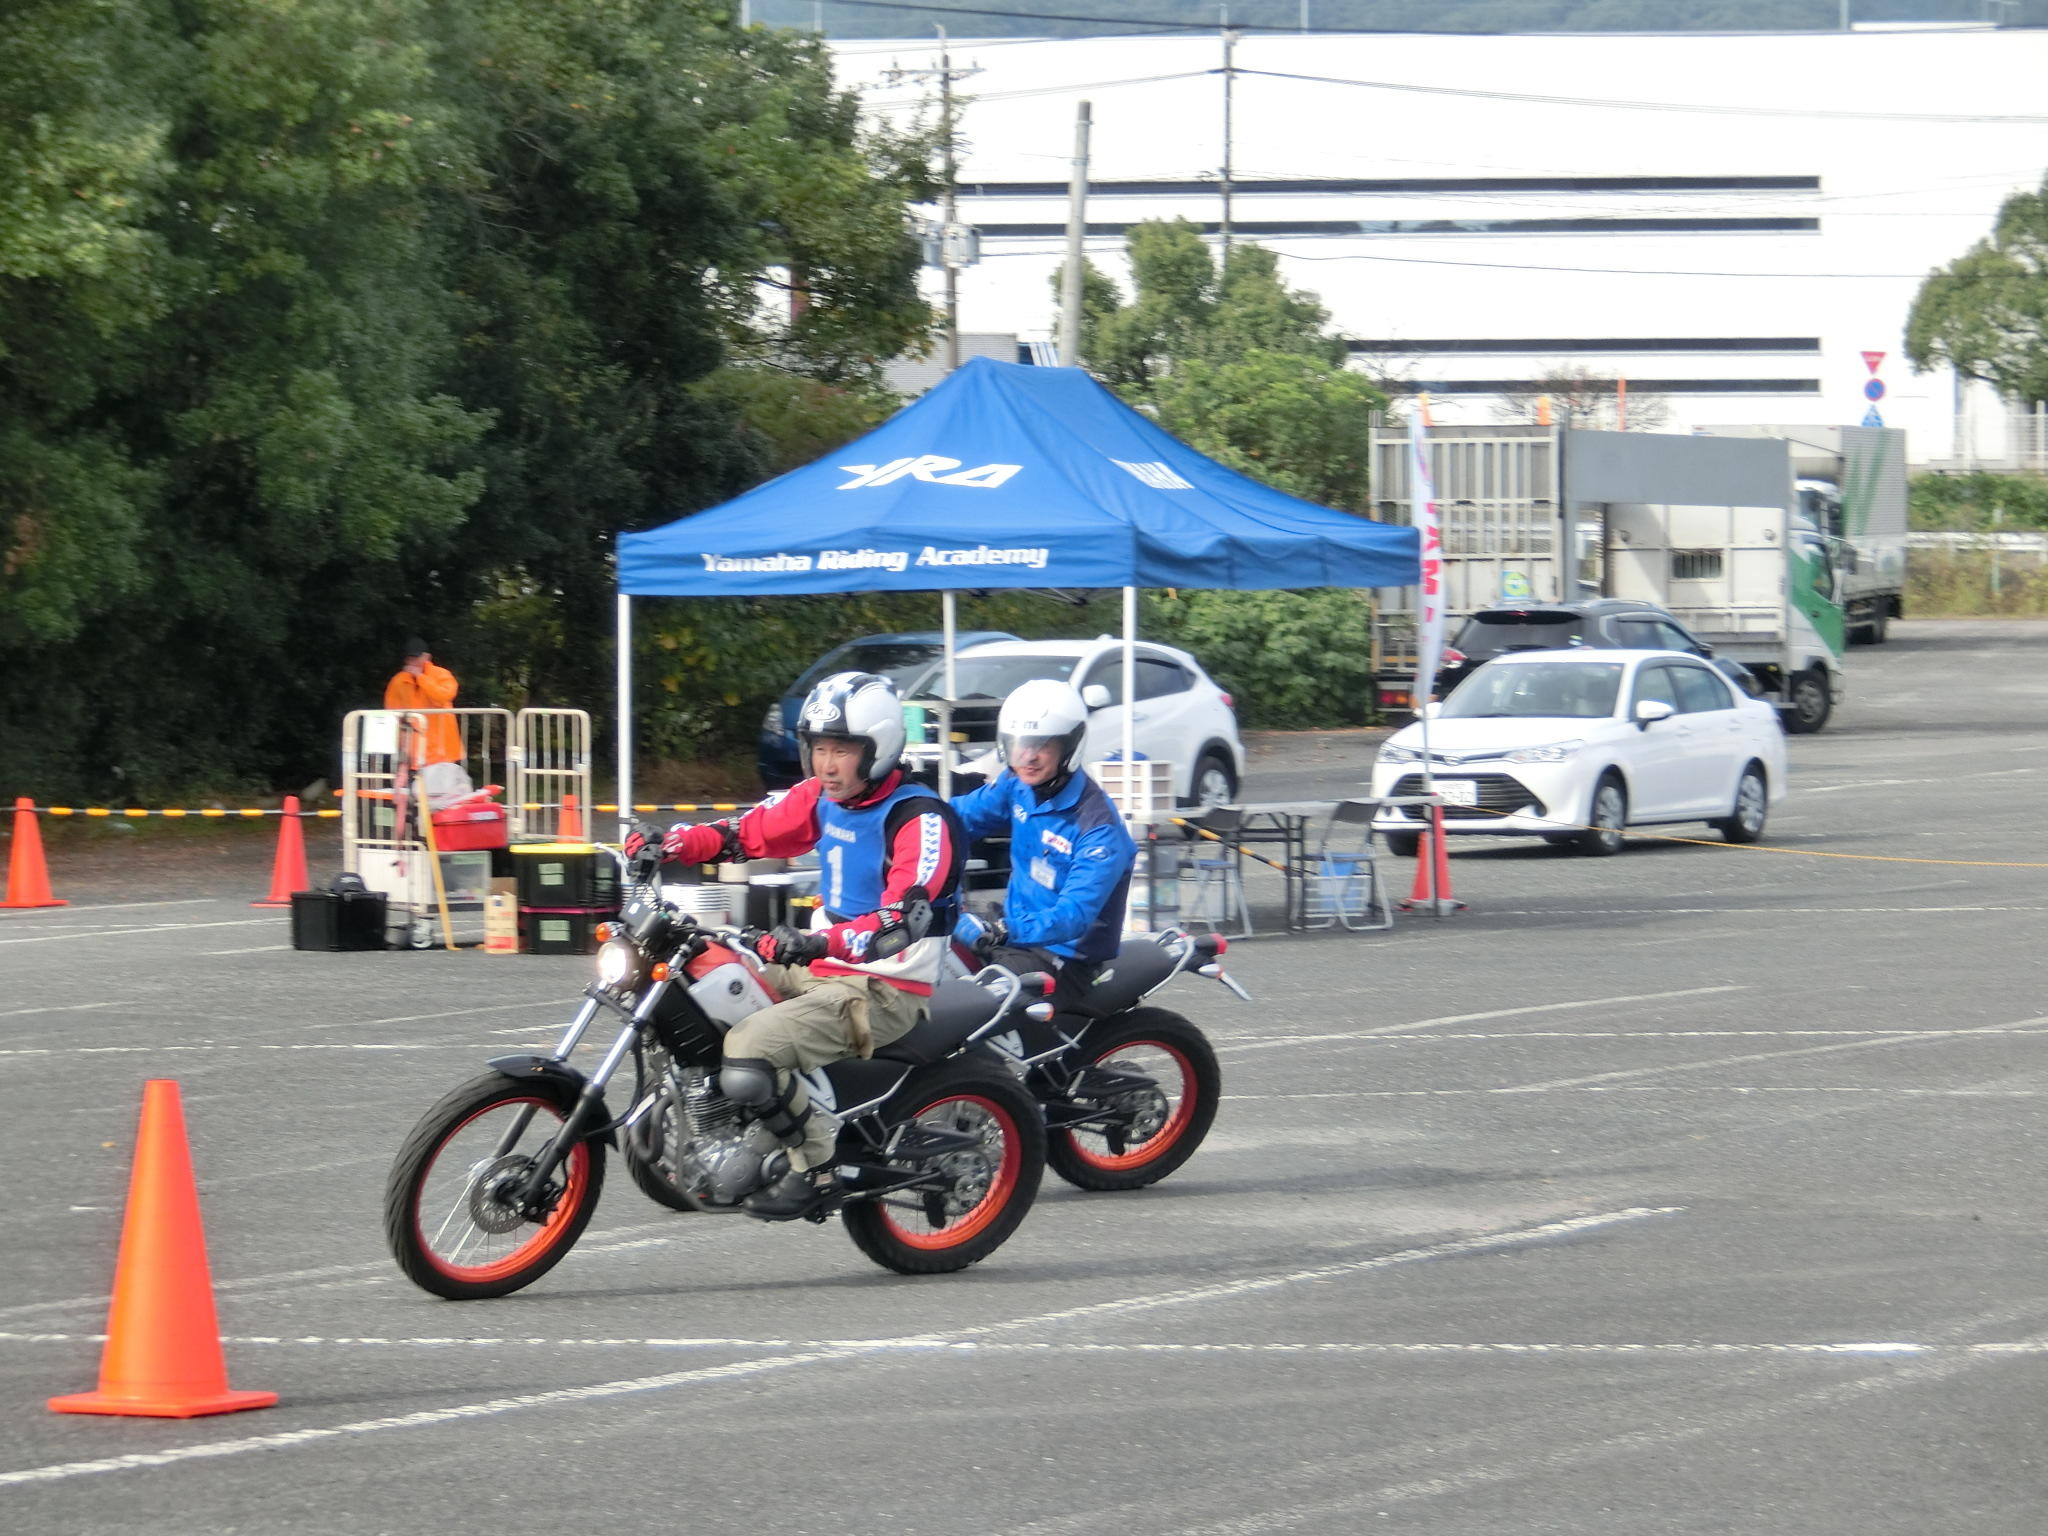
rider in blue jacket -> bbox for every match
[950,679,1136,1009]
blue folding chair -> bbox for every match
[1302,800,1392,932]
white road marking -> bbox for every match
[0,1207,1676,1488]
[1217,986,1747,1054]
[0,918,278,946]
[1220,1086,2045,1099]
[1220,1028,2047,1043]
[1483,906,2047,917]
[202,944,290,955]
[0,1003,118,1019]
[1498,1011,2048,1094]
[0,899,215,918]
[0,1332,2006,1357]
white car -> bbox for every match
[905,638,1245,807]
[1370,649,1788,856]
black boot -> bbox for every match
[744,1162,839,1222]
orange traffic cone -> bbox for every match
[559,791,584,841]
[2,797,67,909]
[251,795,309,908]
[50,1080,277,1419]
[1397,807,1465,917]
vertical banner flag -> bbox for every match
[1410,409,1445,701]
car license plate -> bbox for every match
[1437,780,1478,807]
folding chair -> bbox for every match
[1180,806,1254,939]
[1302,800,1393,932]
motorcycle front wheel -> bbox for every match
[1046,1007,1221,1192]
[384,1072,606,1300]
[841,1060,1046,1275]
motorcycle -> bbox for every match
[381,840,1051,1300]
[945,915,1245,1192]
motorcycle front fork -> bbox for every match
[501,986,663,1209]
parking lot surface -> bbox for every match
[3,619,2045,1534]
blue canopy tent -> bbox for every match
[613,357,1420,818]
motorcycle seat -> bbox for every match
[1071,939,1178,1017]
[874,979,1002,1065]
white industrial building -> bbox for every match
[833,23,2048,467]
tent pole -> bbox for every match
[1122,585,1139,815]
[940,589,958,798]
[615,594,633,840]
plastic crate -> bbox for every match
[290,889,388,951]
[521,906,609,956]
[511,843,619,911]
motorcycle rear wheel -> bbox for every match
[384,1072,606,1300]
[841,1061,1046,1275]
[1047,1008,1220,1192]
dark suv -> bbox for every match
[1437,599,1760,699]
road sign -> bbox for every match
[1861,406,1885,427]
[1863,378,1886,402]
[1861,350,1887,374]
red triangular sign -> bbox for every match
[1861,350,1886,374]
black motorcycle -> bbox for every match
[382,843,1049,1299]
[949,920,1242,1191]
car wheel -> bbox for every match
[1183,751,1238,810]
[1714,765,1768,844]
[1781,669,1831,734]
[1573,776,1627,856]
[1382,831,1421,858]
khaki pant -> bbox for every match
[722,969,925,1172]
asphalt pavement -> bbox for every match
[2,618,2045,1534]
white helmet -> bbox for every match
[798,671,907,785]
[998,679,1089,777]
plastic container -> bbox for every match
[521,906,609,956]
[291,888,388,951]
[431,802,509,851]
[512,843,619,911]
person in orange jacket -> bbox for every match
[384,638,463,767]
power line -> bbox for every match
[1237,67,2048,125]
[819,0,2031,41]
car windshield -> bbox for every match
[794,641,945,694]
[1440,661,1624,719]
[1453,612,1586,659]
[907,652,1082,701]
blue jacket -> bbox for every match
[952,769,1136,964]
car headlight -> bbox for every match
[761,700,783,736]
[1505,739,1584,764]
[1378,743,1423,764]
[595,938,645,990]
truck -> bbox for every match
[1695,425,1908,645]
[1367,422,1847,732]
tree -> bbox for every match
[1071,219,1391,727]
[1908,177,2048,406]
[1492,366,1671,432]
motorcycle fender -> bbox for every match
[484,1055,616,1147]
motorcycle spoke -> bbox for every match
[1064,1044,1193,1172]
[876,1095,1022,1249]
[410,1097,589,1283]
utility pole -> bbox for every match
[940,27,961,371]
[1220,22,1239,270]
[1058,100,1092,368]
[885,32,981,373]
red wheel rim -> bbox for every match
[414,1097,593,1284]
[880,1093,1023,1250]
[1066,1039,1196,1171]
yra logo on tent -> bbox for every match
[1114,459,1192,490]
[837,455,1021,491]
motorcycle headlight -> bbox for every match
[1505,739,1584,764]
[1378,743,1423,764]
[595,938,644,990]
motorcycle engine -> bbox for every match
[672,1068,778,1205]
